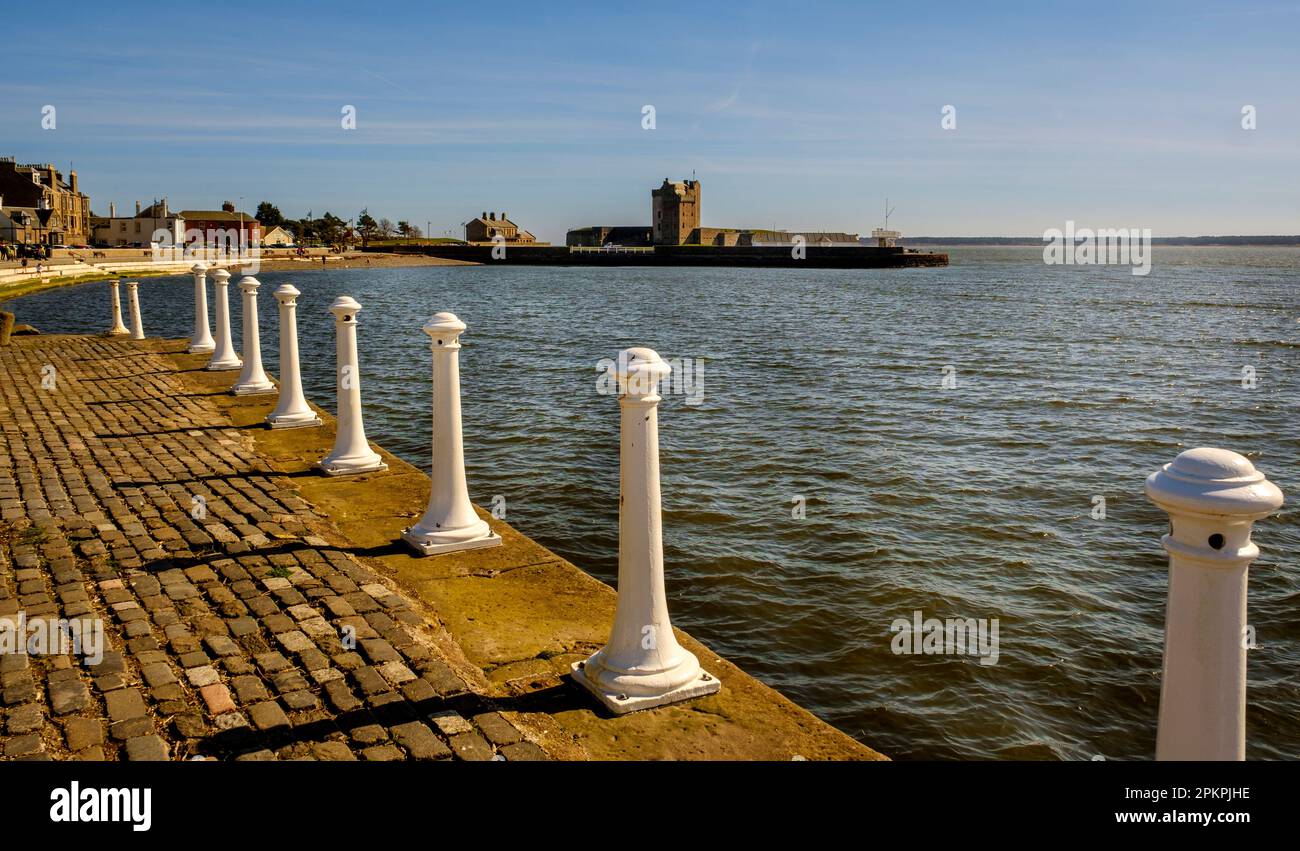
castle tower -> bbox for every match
[651,178,701,245]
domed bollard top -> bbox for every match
[317,296,387,476]
[571,346,720,713]
[188,261,215,353]
[1145,447,1284,760]
[401,312,501,555]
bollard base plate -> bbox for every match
[569,662,721,715]
[267,413,323,429]
[401,530,502,556]
[205,361,242,371]
[107,329,130,337]
[232,383,276,396]
[316,458,387,477]
[187,343,215,354]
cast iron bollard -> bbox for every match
[318,296,387,476]
[231,276,275,395]
[188,261,215,353]
[205,269,242,371]
[266,284,321,429]
[107,279,129,336]
[401,313,501,555]
[125,281,144,340]
[571,347,720,713]
[1145,447,1284,760]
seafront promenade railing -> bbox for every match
[89,268,1288,756]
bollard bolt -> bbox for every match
[231,276,275,395]
[1145,447,1284,760]
[188,261,215,353]
[401,312,501,556]
[205,269,242,371]
[107,279,129,336]
[571,346,720,714]
[266,284,322,429]
[317,296,387,476]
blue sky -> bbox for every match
[3,0,1297,241]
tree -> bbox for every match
[256,202,284,228]
[397,221,412,238]
[357,209,379,247]
[316,212,347,249]
[378,218,396,238]
[408,224,423,239]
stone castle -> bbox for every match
[567,178,858,248]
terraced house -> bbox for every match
[0,157,92,245]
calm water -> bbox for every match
[6,247,1297,760]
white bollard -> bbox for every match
[125,281,144,340]
[231,276,275,395]
[188,261,215,353]
[266,284,322,429]
[402,313,501,556]
[317,296,387,476]
[205,269,242,371]
[1145,447,1284,760]
[107,279,129,336]
[571,347,720,713]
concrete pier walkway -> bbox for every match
[0,333,882,761]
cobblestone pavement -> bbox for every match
[0,335,550,761]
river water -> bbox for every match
[5,246,1296,759]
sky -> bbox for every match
[2,0,1298,242]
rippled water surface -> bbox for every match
[6,247,1297,759]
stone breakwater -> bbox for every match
[0,332,881,761]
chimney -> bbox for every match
[481,211,487,220]
[501,211,506,221]
[222,200,235,213]
[70,170,78,194]
[489,212,495,221]
[136,200,141,215]
[161,197,168,217]
[110,201,116,218]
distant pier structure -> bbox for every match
[568,178,861,249]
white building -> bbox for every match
[260,225,295,246]
[92,199,185,248]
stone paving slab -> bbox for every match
[0,334,542,761]
[1,332,882,761]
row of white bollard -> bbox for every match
[172,271,713,713]
[116,269,1284,732]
